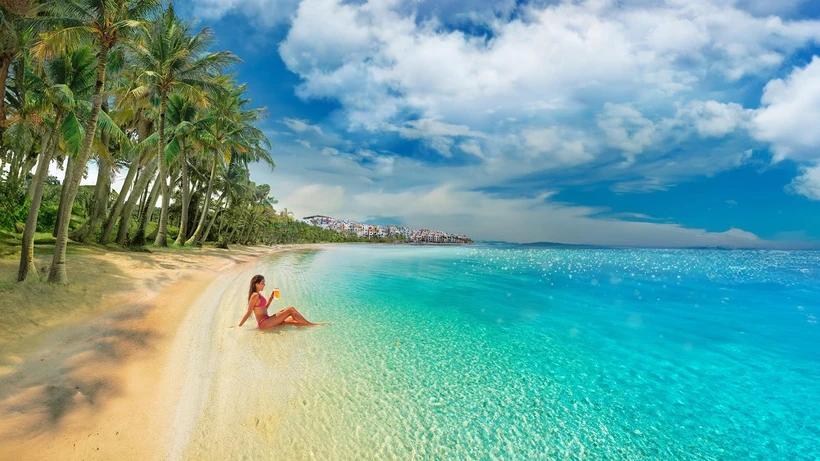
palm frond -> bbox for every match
[61,111,85,156]
[165,136,180,163]
[33,26,96,60]
[96,109,130,147]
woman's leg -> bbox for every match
[260,307,316,329]
[283,306,316,325]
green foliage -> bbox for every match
[37,203,59,232]
[0,181,27,232]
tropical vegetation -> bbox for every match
[0,0,357,284]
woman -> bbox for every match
[238,274,322,329]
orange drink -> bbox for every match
[273,288,281,299]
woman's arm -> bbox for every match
[239,294,259,327]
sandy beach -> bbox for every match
[0,244,324,461]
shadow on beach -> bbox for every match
[0,245,233,442]
[0,297,158,441]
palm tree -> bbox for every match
[17,45,96,281]
[126,5,237,247]
[36,0,160,283]
[186,77,272,246]
[0,0,41,143]
[163,92,200,245]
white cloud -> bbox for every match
[275,0,820,191]
[459,140,484,158]
[192,0,300,28]
[280,0,820,128]
[283,118,324,135]
[387,118,486,157]
[372,156,395,176]
[788,163,820,200]
[238,0,820,245]
[597,103,657,161]
[675,100,753,138]
[752,57,820,162]
[521,127,595,167]
[394,118,484,139]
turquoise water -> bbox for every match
[184,245,820,460]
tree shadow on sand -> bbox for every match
[0,300,157,440]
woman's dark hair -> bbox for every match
[249,274,264,300]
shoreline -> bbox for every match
[0,243,328,460]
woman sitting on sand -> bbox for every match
[238,274,322,329]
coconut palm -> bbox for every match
[17,45,98,281]
[163,92,201,245]
[0,0,42,143]
[36,0,160,283]
[125,5,238,247]
[186,77,272,246]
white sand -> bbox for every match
[0,244,327,461]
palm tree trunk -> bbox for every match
[118,158,157,246]
[200,193,225,244]
[98,157,138,244]
[49,46,109,284]
[52,154,75,238]
[17,117,60,281]
[131,165,161,247]
[22,151,38,187]
[71,155,111,243]
[153,91,169,247]
[173,149,189,246]
[0,55,11,144]
[241,212,258,245]
[27,128,52,200]
[185,152,217,246]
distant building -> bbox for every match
[301,215,471,244]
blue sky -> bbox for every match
[174,0,820,248]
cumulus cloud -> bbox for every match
[675,100,753,138]
[275,0,820,187]
[280,0,820,126]
[233,0,820,245]
[191,0,300,28]
[788,163,820,200]
[521,127,595,167]
[597,103,657,161]
[752,57,820,162]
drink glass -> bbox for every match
[273,288,281,299]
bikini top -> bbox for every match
[257,294,267,308]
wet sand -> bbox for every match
[0,244,325,460]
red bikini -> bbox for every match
[256,294,269,328]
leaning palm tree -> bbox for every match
[125,5,238,247]
[36,0,159,283]
[163,92,202,245]
[185,77,272,246]
[18,45,96,281]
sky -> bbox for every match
[167,0,820,247]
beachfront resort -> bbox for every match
[302,215,472,244]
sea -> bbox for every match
[174,244,820,460]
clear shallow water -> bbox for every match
[182,245,820,460]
